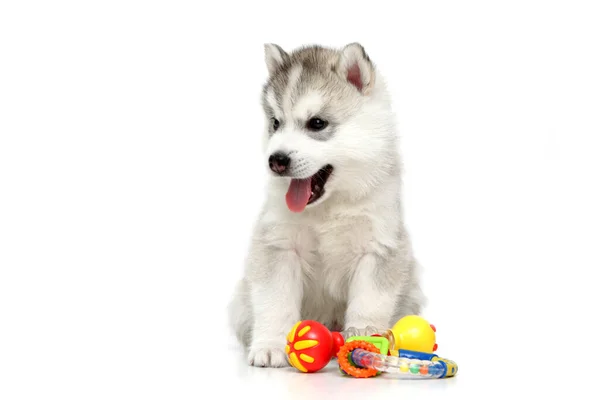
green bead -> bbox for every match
[410,363,420,374]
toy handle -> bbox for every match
[349,348,458,378]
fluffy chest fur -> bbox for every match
[313,215,375,302]
[265,188,402,305]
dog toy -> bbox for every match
[284,320,381,373]
[285,315,458,379]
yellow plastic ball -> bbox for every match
[390,315,437,353]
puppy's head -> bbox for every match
[261,43,397,213]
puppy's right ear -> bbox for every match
[264,43,288,75]
[336,43,376,95]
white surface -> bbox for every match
[1,1,599,399]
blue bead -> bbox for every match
[428,364,443,376]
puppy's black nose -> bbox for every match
[268,152,290,174]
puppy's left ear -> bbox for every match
[264,43,289,76]
[337,43,376,94]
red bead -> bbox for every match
[331,331,345,357]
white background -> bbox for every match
[1,1,599,399]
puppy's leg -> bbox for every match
[344,254,402,330]
[228,278,253,348]
[247,249,303,367]
[391,277,425,322]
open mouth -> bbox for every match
[285,165,334,213]
[308,165,334,205]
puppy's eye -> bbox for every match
[307,117,328,131]
[271,118,280,131]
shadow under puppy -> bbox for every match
[228,42,424,367]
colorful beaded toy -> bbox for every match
[285,315,458,379]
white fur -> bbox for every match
[282,65,302,117]
[292,92,323,121]
[265,87,278,116]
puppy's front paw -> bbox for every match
[248,345,289,368]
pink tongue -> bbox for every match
[285,178,312,213]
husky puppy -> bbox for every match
[228,43,424,367]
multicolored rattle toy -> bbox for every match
[285,315,458,379]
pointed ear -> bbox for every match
[336,43,375,94]
[264,43,288,75]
